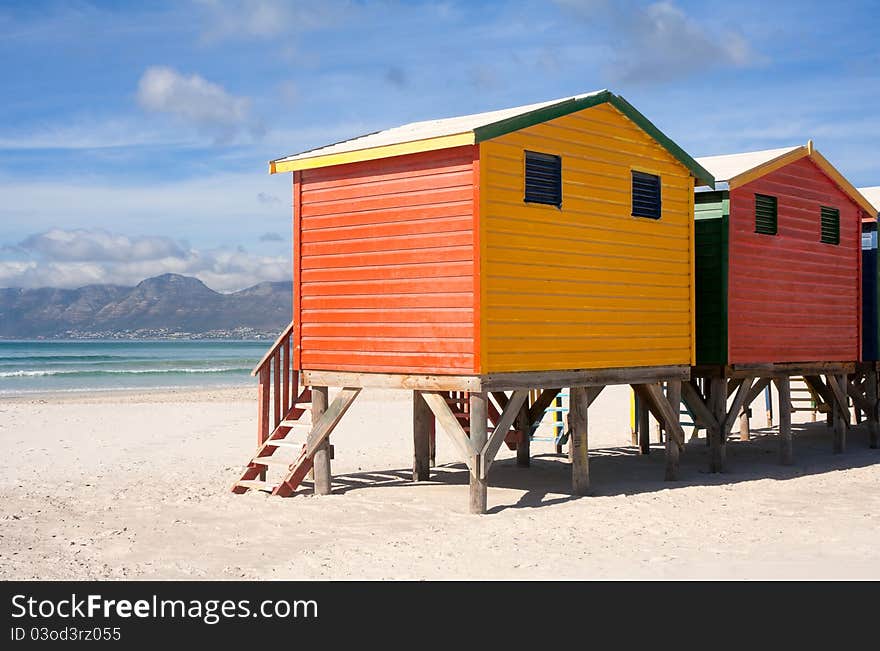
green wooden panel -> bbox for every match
[694,192,728,365]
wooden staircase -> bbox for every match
[232,323,318,497]
[444,391,524,450]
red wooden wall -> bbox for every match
[295,145,478,374]
[728,157,861,364]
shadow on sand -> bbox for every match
[308,420,880,513]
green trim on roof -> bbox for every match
[472,91,715,188]
[472,91,613,143]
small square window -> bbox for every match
[820,206,840,245]
[631,171,661,219]
[524,151,561,207]
[755,194,778,235]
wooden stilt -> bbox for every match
[429,418,436,466]
[709,376,726,472]
[665,380,682,481]
[312,386,332,495]
[868,370,879,449]
[412,391,431,481]
[739,407,750,441]
[630,389,638,446]
[638,394,650,455]
[469,391,488,514]
[832,374,846,453]
[570,386,590,496]
[515,401,530,467]
[776,376,793,465]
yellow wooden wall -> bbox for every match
[479,103,695,372]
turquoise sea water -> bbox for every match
[0,340,267,395]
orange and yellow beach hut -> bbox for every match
[235,90,714,512]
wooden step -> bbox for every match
[278,420,311,429]
[265,438,305,449]
[235,479,277,493]
[250,456,296,468]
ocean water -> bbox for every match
[0,340,268,395]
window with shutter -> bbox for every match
[755,194,778,235]
[820,206,840,245]
[631,171,661,219]
[524,151,561,207]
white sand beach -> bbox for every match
[1,385,879,580]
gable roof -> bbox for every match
[696,146,801,184]
[859,187,880,215]
[696,142,877,216]
[270,90,714,186]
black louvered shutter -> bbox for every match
[524,151,561,207]
[821,206,840,245]
[755,194,778,235]
[631,171,661,219]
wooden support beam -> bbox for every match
[727,362,855,379]
[739,408,750,441]
[726,377,744,398]
[632,383,685,449]
[483,365,690,391]
[868,370,880,449]
[422,391,474,470]
[311,386,331,495]
[515,400,530,467]
[481,390,529,478]
[845,378,874,414]
[637,393,650,455]
[587,385,604,406]
[412,391,432,482]
[681,380,719,433]
[527,388,561,424]
[708,377,727,472]
[743,378,771,413]
[776,376,793,465]
[831,374,846,453]
[803,375,834,414]
[569,386,590,496]
[306,387,361,455]
[722,377,755,437]
[825,374,852,427]
[665,380,682,481]
[469,392,489,514]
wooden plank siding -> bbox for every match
[727,157,862,364]
[694,191,729,365]
[862,221,879,361]
[297,145,478,374]
[479,103,695,372]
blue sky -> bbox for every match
[1,0,878,290]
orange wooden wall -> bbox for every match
[728,156,862,364]
[295,145,478,373]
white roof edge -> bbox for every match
[273,90,607,164]
[695,145,803,183]
[858,186,880,213]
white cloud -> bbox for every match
[136,66,259,141]
[16,229,187,262]
[2,228,289,291]
[556,0,759,83]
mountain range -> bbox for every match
[0,274,293,339]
